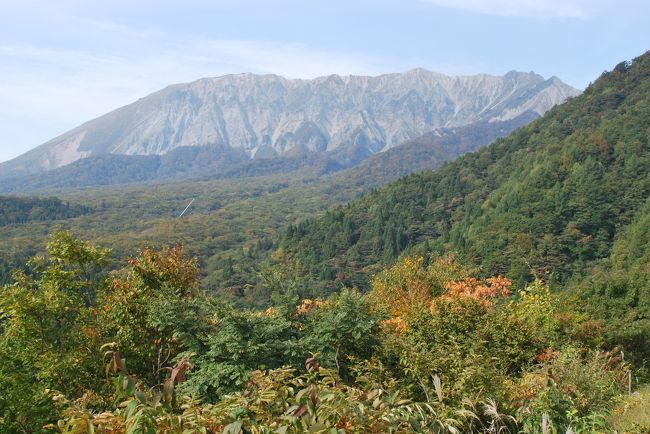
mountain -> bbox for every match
[0,69,579,181]
[0,112,537,193]
[279,52,650,296]
[333,110,540,188]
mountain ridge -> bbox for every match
[0,68,579,180]
[0,112,538,193]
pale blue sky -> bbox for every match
[0,0,648,163]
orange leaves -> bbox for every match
[379,317,408,333]
[441,275,511,304]
[370,254,511,325]
[535,348,560,363]
[486,276,512,295]
[297,298,325,315]
[430,275,511,316]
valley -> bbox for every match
[0,48,648,432]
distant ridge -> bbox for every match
[0,69,579,181]
[0,112,537,193]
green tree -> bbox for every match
[0,231,109,432]
[98,245,208,386]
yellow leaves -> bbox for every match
[369,253,505,323]
[379,317,408,333]
[369,255,436,318]
[297,298,325,315]
[264,306,276,316]
[81,326,99,340]
[126,245,200,293]
[253,306,281,317]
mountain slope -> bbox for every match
[576,196,650,362]
[0,112,537,193]
[0,69,578,180]
[0,195,92,226]
[334,110,539,188]
[279,52,650,294]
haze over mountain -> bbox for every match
[0,112,537,193]
[0,69,579,182]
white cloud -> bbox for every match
[0,39,390,119]
[419,0,589,18]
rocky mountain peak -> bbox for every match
[0,69,580,179]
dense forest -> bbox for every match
[0,195,92,226]
[0,53,649,432]
[280,52,650,295]
[0,113,530,296]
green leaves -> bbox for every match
[0,231,109,431]
[124,400,156,434]
[300,289,380,378]
[181,303,295,401]
[98,244,205,386]
[221,419,242,434]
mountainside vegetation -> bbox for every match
[0,114,535,299]
[0,195,92,226]
[280,52,650,295]
[0,53,649,432]
[0,233,643,433]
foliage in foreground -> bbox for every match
[1,233,646,433]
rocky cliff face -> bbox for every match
[0,69,580,178]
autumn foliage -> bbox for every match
[440,275,511,304]
[369,254,469,319]
[0,234,640,433]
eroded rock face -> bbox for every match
[0,69,579,177]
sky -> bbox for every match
[0,0,648,163]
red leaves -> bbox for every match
[305,356,320,372]
[112,351,123,373]
[535,348,560,363]
[170,357,193,385]
[161,357,193,405]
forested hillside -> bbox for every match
[0,195,92,226]
[332,111,539,189]
[0,114,534,296]
[280,51,650,294]
[1,53,649,433]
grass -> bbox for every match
[610,384,650,433]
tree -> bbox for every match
[98,245,207,386]
[0,231,109,432]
